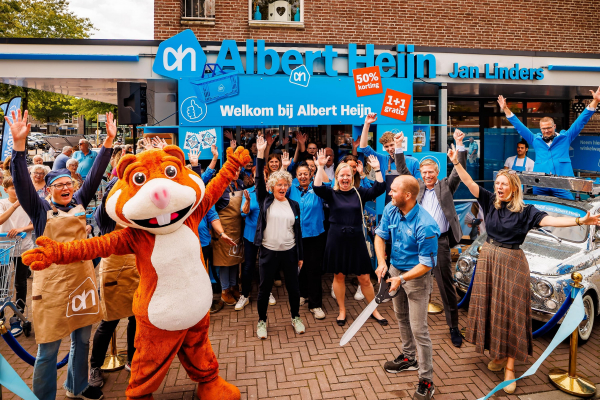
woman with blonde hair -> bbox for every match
[313,153,386,326]
[447,145,600,394]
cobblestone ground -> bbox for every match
[1,274,599,400]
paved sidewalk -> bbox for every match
[1,274,599,400]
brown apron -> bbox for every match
[32,205,103,344]
[212,187,244,266]
[98,223,139,321]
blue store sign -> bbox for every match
[570,136,600,172]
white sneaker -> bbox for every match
[299,297,307,306]
[310,307,326,320]
[257,320,268,339]
[354,285,365,301]
[235,295,249,311]
[331,285,336,299]
[269,292,276,305]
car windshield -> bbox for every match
[525,201,589,243]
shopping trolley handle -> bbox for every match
[0,232,26,239]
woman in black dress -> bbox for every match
[313,150,386,326]
[447,145,600,393]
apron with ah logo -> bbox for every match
[31,204,102,344]
[98,222,139,321]
[212,187,244,266]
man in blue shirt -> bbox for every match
[374,175,439,400]
[73,139,97,179]
[52,146,73,170]
[497,87,600,199]
[359,113,421,179]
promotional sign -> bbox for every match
[353,66,383,97]
[380,89,411,121]
[181,127,222,160]
[570,136,600,172]
[1,97,22,161]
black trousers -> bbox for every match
[298,233,325,309]
[257,246,300,322]
[242,238,259,297]
[434,235,459,328]
[1,257,28,319]
[90,316,137,368]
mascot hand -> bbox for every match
[226,146,252,169]
[22,236,60,271]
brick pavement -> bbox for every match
[1,274,599,400]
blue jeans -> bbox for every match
[218,265,238,290]
[33,325,92,400]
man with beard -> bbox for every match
[374,175,439,400]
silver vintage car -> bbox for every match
[454,193,600,343]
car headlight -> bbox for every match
[457,258,472,273]
[534,280,554,298]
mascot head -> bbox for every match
[105,145,205,235]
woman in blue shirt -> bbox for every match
[287,160,330,320]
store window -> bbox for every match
[249,0,304,26]
[413,98,437,152]
[182,0,215,22]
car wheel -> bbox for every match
[578,293,595,344]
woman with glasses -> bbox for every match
[30,164,48,199]
[447,145,600,394]
[66,159,84,189]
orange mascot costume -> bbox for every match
[23,145,251,400]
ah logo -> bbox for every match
[153,29,207,79]
[289,65,310,87]
[67,277,100,317]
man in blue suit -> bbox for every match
[498,88,600,199]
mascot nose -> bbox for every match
[150,186,171,209]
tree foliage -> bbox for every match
[0,0,95,39]
[69,98,116,122]
[27,90,72,123]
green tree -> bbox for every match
[0,0,95,39]
[27,90,72,124]
[69,98,116,122]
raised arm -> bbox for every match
[498,95,535,145]
[207,144,219,171]
[447,129,468,193]
[447,144,479,198]
[564,87,600,143]
[393,132,411,176]
[313,148,329,187]
[360,113,377,149]
[255,136,268,205]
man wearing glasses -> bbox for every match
[73,138,97,180]
[497,87,600,199]
[5,109,115,400]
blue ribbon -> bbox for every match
[457,264,476,308]
[479,287,585,400]
[0,352,38,400]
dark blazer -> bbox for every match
[254,157,303,261]
[395,149,467,246]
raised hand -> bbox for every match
[394,132,404,150]
[282,136,290,146]
[265,133,275,146]
[590,86,600,103]
[447,144,459,164]
[243,189,250,202]
[357,160,364,175]
[497,95,507,110]
[224,130,233,141]
[189,148,200,166]
[230,139,237,149]
[353,136,360,149]
[105,112,117,141]
[367,155,380,171]
[141,137,153,151]
[453,129,465,145]
[281,151,291,170]
[210,144,218,159]
[152,137,168,149]
[5,109,31,151]
[296,132,307,144]
[315,148,329,168]
[364,112,377,125]
[256,135,267,153]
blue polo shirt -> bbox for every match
[360,144,421,179]
[198,206,219,247]
[241,186,260,242]
[375,202,440,271]
[73,150,98,178]
[288,184,325,238]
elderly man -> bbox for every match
[323,147,336,181]
[395,129,467,347]
[498,87,600,199]
[53,146,73,171]
[374,175,439,400]
[73,139,97,179]
[32,155,43,165]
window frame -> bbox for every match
[181,0,216,26]
[248,0,305,28]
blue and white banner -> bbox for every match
[1,97,22,161]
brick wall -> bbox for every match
[155,0,600,53]
[572,100,600,134]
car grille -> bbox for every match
[521,236,580,261]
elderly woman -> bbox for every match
[29,164,48,199]
[447,145,600,393]
[313,154,386,326]
[254,136,304,339]
[66,159,84,189]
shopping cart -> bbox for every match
[0,232,32,337]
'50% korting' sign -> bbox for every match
[380,88,411,122]
[353,66,383,97]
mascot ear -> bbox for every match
[163,145,186,165]
[116,154,138,180]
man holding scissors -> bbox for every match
[374,175,440,400]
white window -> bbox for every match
[248,0,304,28]
[182,0,215,25]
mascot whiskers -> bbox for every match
[23,145,251,400]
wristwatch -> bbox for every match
[399,275,407,285]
